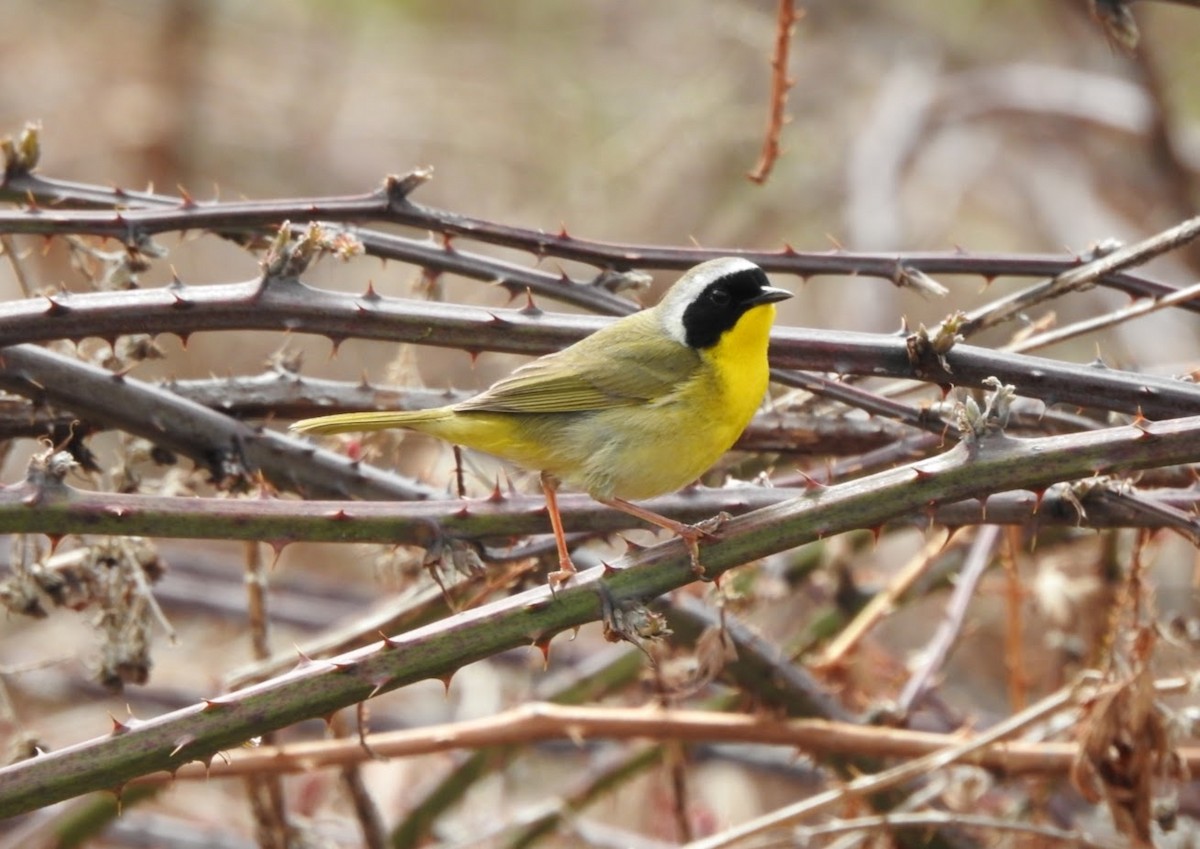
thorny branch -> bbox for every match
[746,0,799,184]
[4,126,1200,847]
[118,695,1200,785]
[4,412,1200,817]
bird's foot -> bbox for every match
[547,559,576,589]
[675,512,730,576]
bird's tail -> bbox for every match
[290,407,451,436]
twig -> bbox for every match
[683,680,1087,849]
[1001,528,1029,711]
[504,745,662,849]
[813,527,959,669]
[956,214,1200,336]
[1006,277,1200,354]
[391,645,646,849]
[5,282,1200,419]
[0,234,33,297]
[330,713,388,849]
[747,0,798,184]
[239,542,292,848]
[3,171,1196,314]
[6,477,1200,563]
[895,525,1001,715]
[0,343,441,501]
[669,596,855,721]
[114,691,1198,784]
[795,810,1125,849]
[6,416,1200,816]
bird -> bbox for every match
[291,257,791,584]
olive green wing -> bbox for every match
[454,317,699,414]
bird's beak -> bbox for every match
[747,286,793,306]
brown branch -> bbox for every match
[5,282,1200,420]
[5,473,1200,550]
[955,213,1200,337]
[2,171,1196,315]
[895,525,1002,715]
[812,528,959,669]
[747,0,799,184]
[121,694,1200,786]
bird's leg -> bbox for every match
[541,472,576,587]
[599,496,725,576]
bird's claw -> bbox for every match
[676,512,730,575]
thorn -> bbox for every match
[361,281,381,302]
[109,715,130,735]
[870,525,882,546]
[265,540,287,565]
[621,535,648,553]
[45,534,63,554]
[534,637,552,669]
[440,233,455,252]
[556,223,571,239]
[367,676,390,699]
[170,289,193,309]
[378,631,401,649]
[1032,487,1045,514]
[796,469,827,491]
[781,243,797,256]
[912,467,935,481]
[42,294,71,316]
[487,478,505,503]
[201,696,233,712]
[110,783,125,814]
[328,335,344,357]
[1132,409,1157,438]
[329,508,352,521]
[177,185,196,207]
[437,672,454,696]
[601,561,618,576]
[383,167,433,203]
[519,287,542,316]
[169,734,196,758]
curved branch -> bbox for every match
[3,414,1200,817]
[3,280,1200,419]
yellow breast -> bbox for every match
[571,301,776,500]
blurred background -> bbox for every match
[2,1,1200,845]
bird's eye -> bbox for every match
[709,288,732,306]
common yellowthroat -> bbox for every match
[291,258,791,583]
